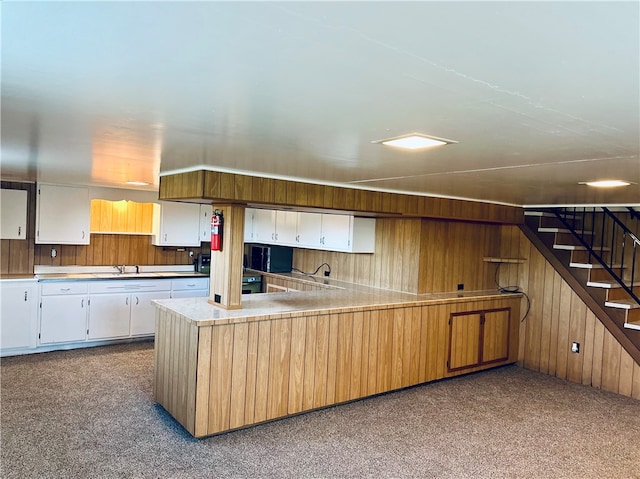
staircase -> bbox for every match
[521,207,640,364]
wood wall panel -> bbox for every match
[32,234,204,267]
[294,218,501,294]
[505,226,640,400]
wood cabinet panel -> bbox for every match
[229,322,249,429]
[267,319,291,420]
[209,324,233,433]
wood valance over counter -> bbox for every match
[153,281,522,438]
[158,170,523,224]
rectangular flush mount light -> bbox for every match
[580,180,631,187]
[375,133,457,150]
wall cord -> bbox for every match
[494,263,531,322]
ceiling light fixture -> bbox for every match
[580,180,631,188]
[125,181,150,186]
[375,133,456,150]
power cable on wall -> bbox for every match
[292,262,332,277]
[494,263,531,322]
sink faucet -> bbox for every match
[113,265,126,274]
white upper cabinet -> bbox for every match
[296,212,322,248]
[320,214,352,251]
[252,209,276,243]
[152,201,201,246]
[36,183,90,244]
[199,204,212,243]
[275,210,298,245]
[249,207,376,253]
[0,189,28,240]
[327,216,376,253]
[244,208,255,243]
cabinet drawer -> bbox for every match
[89,280,171,294]
[41,282,88,295]
[171,278,209,291]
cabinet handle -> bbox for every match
[60,288,71,292]
[24,291,28,301]
[81,299,84,308]
[126,297,129,306]
[135,296,139,305]
[18,226,22,237]
[271,233,275,240]
[164,233,168,242]
[82,231,85,239]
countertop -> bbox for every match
[35,271,209,282]
[153,280,522,327]
[1,265,209,282]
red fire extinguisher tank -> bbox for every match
[211,210,223,251]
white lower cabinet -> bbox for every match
[88,280,171,339]
[1,280,38,352]
[39,282,88,344]
[131,290,171,336]
[171,277,209,298]
[88,293,131,340]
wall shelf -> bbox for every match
[483,257,526,264]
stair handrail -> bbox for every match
[551,207,639,307]
[626,206,640,221]
[603,207,640,246]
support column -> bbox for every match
[208,203,245,310]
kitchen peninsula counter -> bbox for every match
[153,279,522,438]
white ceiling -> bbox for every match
[1,1,639,207]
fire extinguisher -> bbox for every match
[211,210,224,251]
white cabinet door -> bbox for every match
[152,201,201,246]
[40,295,87,344]
[36,184,90,244]
[0,189,28,240]
[253,209,276,243]
[275,210,297,245]
[130,291,170,336]
[244,208,255,243]
[198,204,212,243]
[88,293,131,340]
[348,217,376,253]
[0,281,38,350]
[296,212,322,248]
[320,214,351,251]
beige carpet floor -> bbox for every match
[1,341,639,479]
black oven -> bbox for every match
[242,275,263,294]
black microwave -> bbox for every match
[248,244,293,273]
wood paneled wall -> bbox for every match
[294,218,501,294]
[159,170,524,224]
[34,235,205,267]
[500,226,640,400]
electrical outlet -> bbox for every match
[457,284,464,290]
[571,342,580,353]
[51,248,57,258]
